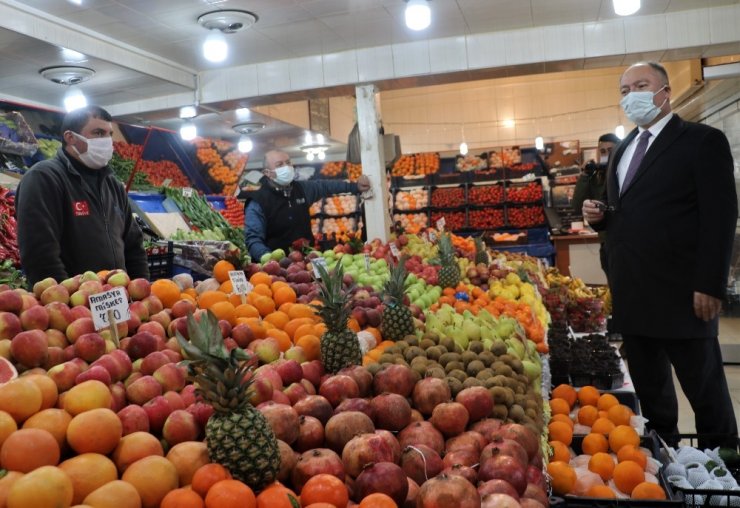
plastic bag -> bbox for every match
[0,112,39,157]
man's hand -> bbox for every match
[694,291,723,321]
[582,199,605,224]
[357,175,371,193]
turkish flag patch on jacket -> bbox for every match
[73,201,90,216]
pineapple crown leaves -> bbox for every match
[310,262,354,330]
[438,232,455,261]
[176,310,251,371]
[382,255,409,306]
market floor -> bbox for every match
[673,317,740,434]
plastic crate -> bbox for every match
[393,187,429,211]
[129,192,167,213]
[429,184,467,209]
[146,241,173,280]
[206,195,226,210]
[551,432,682,507]
[661,434,740,508]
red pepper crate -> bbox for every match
[468,182,505,205]
[505,179,544,204]
[467,206,506,231]
[430,210,466,232]
[430,184,466,209]
[505,203,546,229]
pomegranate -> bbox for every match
[324,411,375,453]
[258,402,299,444]
[293,395,334,425]
[497,423,539,461]
[354,462,409,505]
[526,465,546,490]
[478,479,520,500]
[481,493,521,508]
[398,421,445,454]
[520,499,546,508]
[445,431,487,454]
[371,392,412,431]
[470,418,505,441]
[522,483,549,506]
[480,439,528,468]
[319,374,359,407]
[372,364,418,397]
[400,444,444,486]
[342,433,395,478]
[276,439,298,483]
[405,477,420,508]
[412,377,451,416]
[430,402,469,437]
[417,474,481,508]
[442,448,479,468]
[455,386,494,422]
[291,448,345,491]
[338,365,373,397]
[410,408,424,423]
[295,415,325,452]
[374,429,402,463]
[442,464,478,484]
[479,454,527,495]
[334,397,375,421]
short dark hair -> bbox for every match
[598,133,620,144]
[627,61,670,87]
[60,106,112,146]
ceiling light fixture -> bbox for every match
[180,121,197,141]
[301,131,329,161]
[405,0,431,31]
[198,9,258,64]
[459,142,468,155]
[64,86,87,112]
[238,136,253,153]
[535,136,544,151]
[39,65,95,112]
[615,125,626,139]
[613,0,640,16]
[60,48,86,63]
[179,105,197,119]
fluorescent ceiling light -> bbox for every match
[502,119,515,128]
[405,0,431,31]
[238,136,253,153]
[179,105,197,119]
[180,122,197,141]
[203,31,228,63]
[64,87,87,112]
[235,107,250,118]
[318,151,326,161]
[68,0,82,5]
[615,125,625,139]
[61,48,86,62]
[613,0,640,16]
[459,142,468,155]
[535,136,544,151]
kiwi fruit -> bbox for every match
[404,335,420,347]
[461,350,478,366]
[394,358,410,366]
[466,360,485,377]
[462,377,483,389]
[446,377,464,398]
[440,337,456,352]
[509,358,524,374]
[445,361,465,374]
[448,369,468,383]
[490,386,514,406]
[404,346,425,362]
[493,363,514,378]
[475,368,493,381]
[426,366,446,379]
[490,341,507,355]
[439,352,461,366]
[499,354,515,366]
[468,341,484,354]
[411,363,427,377]
[508,404,525,422]
[422,332,440,343]
[419,338,436,350]
[395,340,410,350]
[525,408,538,420]
[426,346,443,362]
[379,353,397,364]
[484,377,499,389]
[365,363,383,376]
[490,405,508,420]
[477,351,496,367]
[514,394,527,406]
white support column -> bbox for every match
[355,84,391,243]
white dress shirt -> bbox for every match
[616,112,674,191]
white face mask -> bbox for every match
[71,132,113,169]
[273,165,295,186]
[620,86,667,126]
[599,155,609,165]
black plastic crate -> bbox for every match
[505,179,545,204]
[661,434,740,508]
[146,241,173,280]
[429,184,467,209]
[551,431,682,507]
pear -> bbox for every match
[462,320,481,342]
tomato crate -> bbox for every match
[146,241,173,280]
[468,182,505,205]
[505,180,544,204]
[505,203,546,229]
[660,434,740,508]
[430,210,466,232]
[393,187,429,211]
[432,170,470,185]
[470,166,507,182]
[391,174,433,188]
[466,206,506,230]
[430,184,467,209]
[551,431,681,507]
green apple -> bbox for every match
[270,248,286,261]
[341,255,353,266]
[260,253,272,264]
[323,250,335,259]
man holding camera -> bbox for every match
[571,133,620,274]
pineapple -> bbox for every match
[381,256,415,341]
[438,232,461,288]
[176,311,279,490]
[313,263,362,373]
[474,236,490,265]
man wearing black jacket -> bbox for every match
[16,105,149,287]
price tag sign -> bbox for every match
[364,253,371,271]
[389,243,401,259]
[228,271,252,295]
[89,287,130,331]
[161,178,172,188]
[182,187,194,198]
[436,217,446,231]
[428,231,437,243]
[312,257,329,278]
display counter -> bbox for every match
[552,232,606,284]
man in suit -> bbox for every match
[583,62,738,447]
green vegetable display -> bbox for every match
[109,153,152,190]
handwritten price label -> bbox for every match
[436,217,446,231]
[312,257,329,279]
[428,231,437,243]
[182,187,194,198]
[364,253,371,271]
[389,243,401,259]
[228,271,253,295]
[89,287,130,331]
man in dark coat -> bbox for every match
[583,62,738,447]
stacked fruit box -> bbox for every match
[466,182,506,231]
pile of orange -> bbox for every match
[546,384,667,500]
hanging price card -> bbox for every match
[429,230,437,243]
[364,253,371,271]
[436,217,446,231]
[389,243,401,259]
[312,257,329,278]
[182,187,194,198]
[228,271,252,295]
[89,287,130,331]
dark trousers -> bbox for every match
[622,334,738,448]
